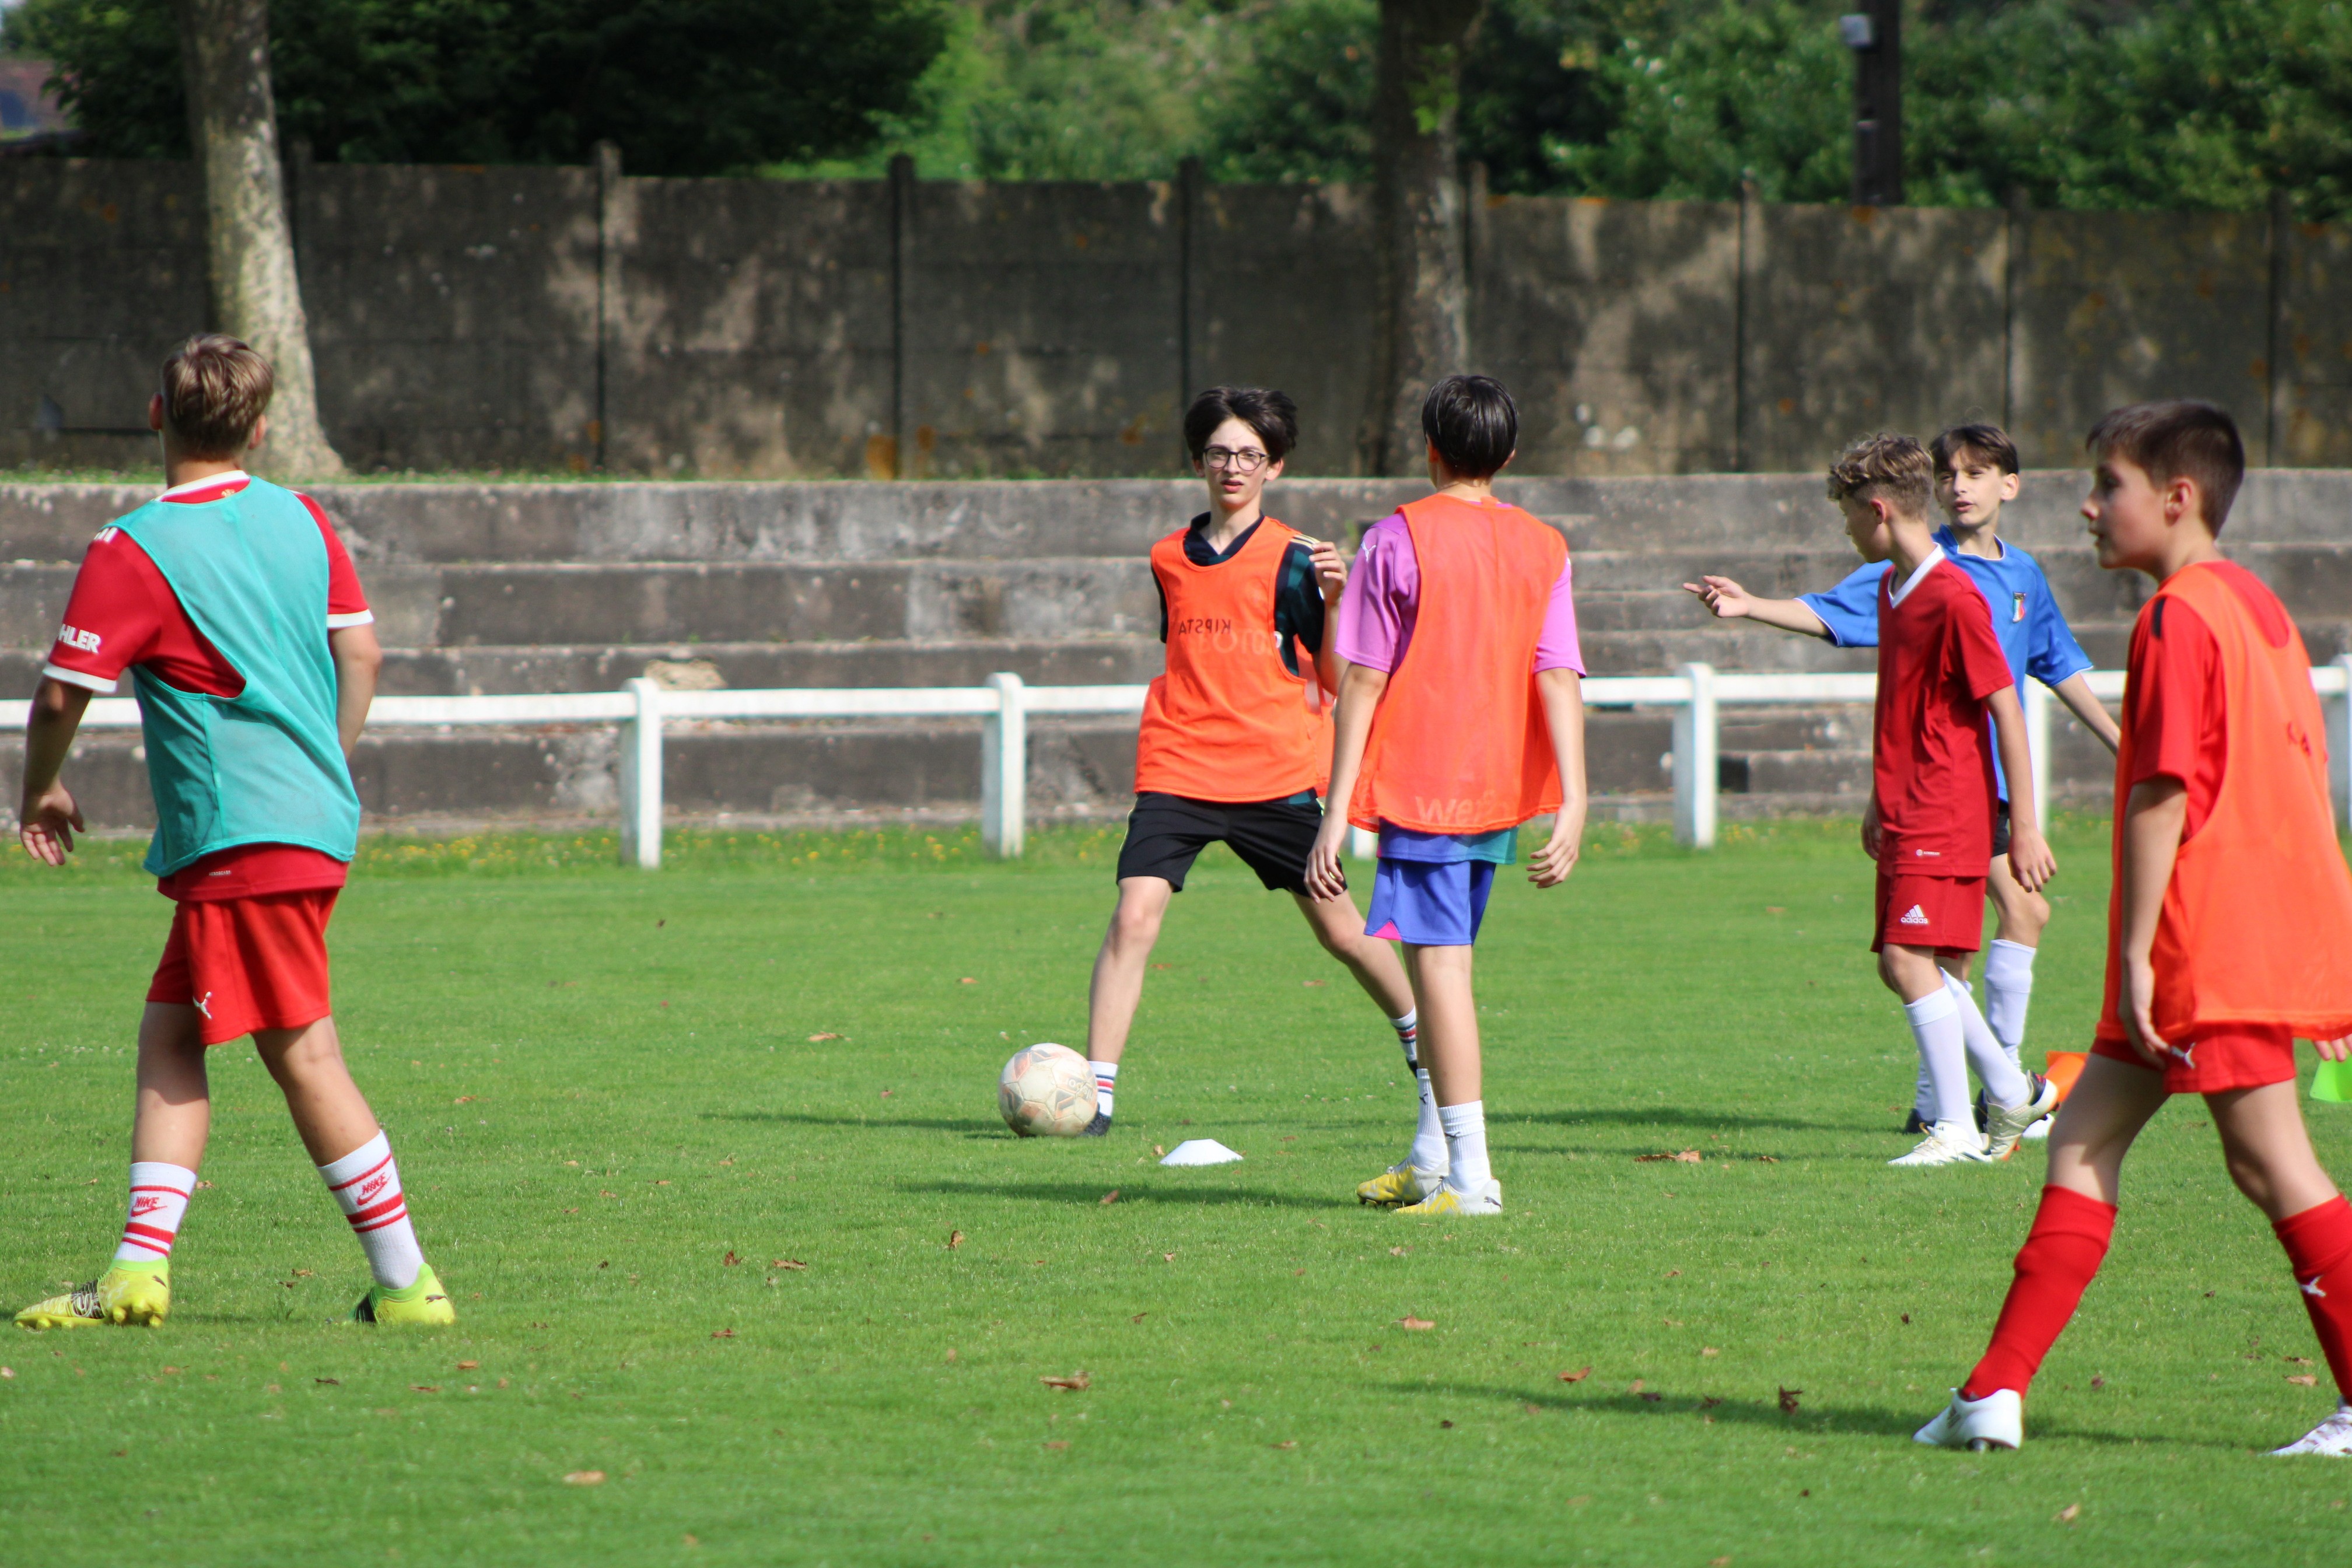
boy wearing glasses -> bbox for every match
[1074,386,1420,1136]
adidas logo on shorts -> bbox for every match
[1899,905,1930,926]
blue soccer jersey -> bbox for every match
[1797,526,2092,799]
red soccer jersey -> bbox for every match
[2122,560,2291,841]
[1873,550,2015,877]
[41,472,374,902]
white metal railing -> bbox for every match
[12,656,2351,864]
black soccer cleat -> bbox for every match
[1080,1111,1111,1138]
[1902,1108,1930,1135]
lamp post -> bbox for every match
[1841,2,1902,206]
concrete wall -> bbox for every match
[5,158,2347,481]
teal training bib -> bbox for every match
[110,479,360,876]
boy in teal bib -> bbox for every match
[13,334,456,1330]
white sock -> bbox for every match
[1409,1069,1447,1171]
[114,1162,197,1265]
[1391,1010,1420,1068]
[1983,940,2036,1064]
[1912,1054,1934,1121]
[1904,987,1972,1129]
[1438,1100,1492,1186]
[1088,1060,1118,1119]
[318,1131,425,1290]
[1946,974,2030,1106]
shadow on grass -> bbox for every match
[1426,1382,2200,1448]
[902,1178,1342,1210]
[705,1111,1002,1136]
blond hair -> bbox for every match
[159,334,274,458]
[1825,433,1933,518]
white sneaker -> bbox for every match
[1396,1177,1502,1216]
[1914,1387,2023,1450]
[1889,1121,1990,1167]
[1985,1074,2061,1163]
[2022,1119,2052,1142]
[2270,1404,2352,1457]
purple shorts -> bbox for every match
[1366,859,1496,947]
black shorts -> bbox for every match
[1114,791,1328,894]
[1992,800,2011,859]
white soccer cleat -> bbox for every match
[2022,1119,2052,1142]
[1889,1121,1990,1167]
[2270,1404,2352,1457]
[1914,1387,2023,1451]
[1984,1074,2061,1163]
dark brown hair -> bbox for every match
[1930,422,2020,477]
[1421,374,1518,479]
[1826,433,1934,517]
[159,334,274,458]
[1184,385,1298,464]
[2085,400,2245,531]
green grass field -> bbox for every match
[4,819,2350,1566]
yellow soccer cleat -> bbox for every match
[1396,1178,1503,1217]
[1357,1163,1446,1208]
[14,1262,170,1330]
[352,1264,456,1326]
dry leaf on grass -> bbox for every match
[314,1377,339,1385]
[1043,1440,1069,1451]
[1100,1190,1119,1205]
[1752,1154,1781,1163]
[958,978,977,985]
[1712,1558,1733,1566]
[1438,1419,1454,1429]
[453,1096,476,1105]
[1272,1440,1298,1449]
[807,1032,842,1042]
[947,1231,964,1250]
[1629,1379,1645,1393]
[2288,1373,2320,1386]
[722,1251,740,1266]
[1130,1312,1148,1323]
[1040,1372,1091,1391]
[772,1259,807,1271]
[1636,1150,1703,1164]
[564,1471,606,1486]
[1153,1144,1166,1158]
[1559,1366,1592,1382]
[2056,1503,2082,1524]
[1777,1387,1802,1413]
[412,1385,440,1394]
[2090,1376,2106,1389]
[710,1329,736,1340]
[1524,1403,1542,1416]
[1702,1347,1720,1358]
[1399,1317,1436,1331]
[456,1360,480,1371]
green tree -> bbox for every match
[6,0,950,174]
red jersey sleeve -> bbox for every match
[1947,580,2014,704]
[2127,593,2226,811]
[296,492,373,626]
[40,530,175,694]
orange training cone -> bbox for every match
[2043,1051,2089,1104]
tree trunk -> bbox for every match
[175,0,343,477]
[1361,0,1483,477]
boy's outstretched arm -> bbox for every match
[1682,576,1832,640]
[1529,668,1586,887]
[17,677,90,864]
[2115,776,2189,1066]
[2051,671,2122,755]
[330,624,383,757]
[1306,662,1387,900]
[1985,685,2055,891]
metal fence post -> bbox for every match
[1672,662,1718,848]
[982,672,1027,859]
[2333,654,2352,827]
[2022,679,2053,831]
[619,677,663,869]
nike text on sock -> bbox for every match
[1392,1010,1420,1069]
[1410,1068,1448,1172]
[2274,1194,2352,1400]
[1903,985,1972,1128]
[1945,973,2030,1107]
[1964,1185,2117,1399]
[1437,1100,1492,1187]
[114,1162,197,1264]
[317,1131,426,1292]
[1984,939,2038,1056]
[1087,1060,1119,1119]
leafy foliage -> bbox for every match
[4,0,950,174]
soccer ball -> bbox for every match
[998,1042,1096,1138]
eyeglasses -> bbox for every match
[1200,446,1270,473]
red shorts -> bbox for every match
[2091,1025,2298,1095]
[1871,870,1986,954]
[147,890,338,1046]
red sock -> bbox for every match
[1962,1185,2118,1400]
[2273,1194,2352,1401]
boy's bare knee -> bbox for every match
[255,1019,346,1084]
